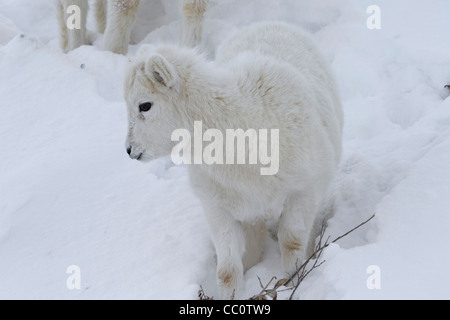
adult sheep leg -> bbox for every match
[181,0,209,47]
[103,0,140,54]
[57,0,89,53]
[94,0,107,34]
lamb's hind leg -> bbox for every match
[242,220,266,272]
[104,0,140,54]
[181,0,209,47]
[57,0,89,53]
[278,191,321,283]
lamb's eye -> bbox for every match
[139,102,153,113]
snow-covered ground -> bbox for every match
[0,0,449,300]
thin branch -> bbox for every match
[331,214,376,244]
[198,286,214,300]
[249,276,281,300]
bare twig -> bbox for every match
[331,214,376,244]
[249,276,286,300]
[198,286,214,300]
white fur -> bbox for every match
[124,22,343,299]
[56,0,209,54]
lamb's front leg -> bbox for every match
[204,206,246,299]
[103,0,140,54]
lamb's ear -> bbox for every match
[144,54,179,90]
[137,44,156,58]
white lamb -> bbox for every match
[124,22,343,299]
[56,0,209,54]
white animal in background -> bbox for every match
[123,22,343,299]
[56,0,209,54]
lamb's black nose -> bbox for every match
[126,147,132,155]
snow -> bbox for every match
[0,0,450,300]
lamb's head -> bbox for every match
[124,49,185,162]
